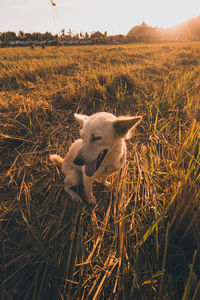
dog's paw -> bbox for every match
[73,195,83,204]
[64,186,82,204]
[88,196,96,206]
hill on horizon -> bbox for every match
[127,16,200,41]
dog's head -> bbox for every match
[73,112,142,176]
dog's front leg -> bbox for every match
[82,171,96,205]
[63,171,82,203]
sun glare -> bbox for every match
[127,0,200,30]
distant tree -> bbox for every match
[18,31,25,40]
[85,32,89,39]
[31,32,43,41]
[60,29,66,38]
[43,32,54,41]
[74,34,79,40]
[25,33,33,41]
[79,32,84,39]
[68,28,72,38]
[0,31,17,41]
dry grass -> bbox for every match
[0,42,200,299]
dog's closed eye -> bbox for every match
[91,135,102,142]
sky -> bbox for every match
[0,0,200,35]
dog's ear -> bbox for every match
[74,113,89,126]
[113,116,142,137]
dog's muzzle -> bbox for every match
[73,149,108,177]
[85,149,108,177]
[73,156,85,166]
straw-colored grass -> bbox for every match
[0,42,200,299]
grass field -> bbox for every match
[0,42,200,299]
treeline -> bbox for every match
[0,30,126,47]
[0,31,55,42]
[0,31,57,47]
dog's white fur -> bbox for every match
[50,112,142,204]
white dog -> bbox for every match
[50,112,142,204]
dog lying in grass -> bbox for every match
[50,112,142,205]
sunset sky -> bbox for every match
[1,0,200,35]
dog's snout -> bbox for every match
[74,156,85,166]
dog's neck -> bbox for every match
[105,137,126,170]
[109,137,126,157]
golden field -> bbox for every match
[0,43,200,299]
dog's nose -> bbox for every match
[73,156,85,166]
